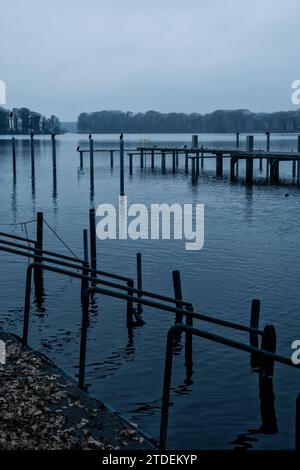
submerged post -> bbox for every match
[89,208,97,278]
[191,157,197,184]
[120,134,125,195]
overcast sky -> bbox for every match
[1,0,299,120]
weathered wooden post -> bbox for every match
[236,132,240,149]
[297,161,300,185]
[172,150,176,173]
[110,150,114,168]
[192,135,198,148]
[191,157,197,184]
[128,153,133,175]
[260,324,276,379]
[34,212,44,292]
[51,133,56,168]
[83,228,89,262]
[80,151,83,169]
[11,137,16,173]
[140,149,144,169]
[185,151,188,173]
[201,148,204,169]
[161,151,166,172]
[151,149,155,169]
[30,133,35,162]
[216,154,223,177]
[89,137,94,190]
[196,151,200,175]
[175,150,179,168]
[89,208,97,279]
[293,160,296,178]
[136,253,143,316]
[120,135,125,196]
[172,270,183,324]
[230,157,236,181]
[246,135,254,184]
[185,305,193,383]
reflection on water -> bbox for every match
[0,133,300,449]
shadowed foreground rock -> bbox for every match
[0,329,155,450]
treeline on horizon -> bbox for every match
[77,109,300,133]
[0,107,61,134]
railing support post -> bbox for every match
[172,270,183,324]
[250,299,260,369]
[89,208,97,279]
[34,212,44,292]
[136,252,143,316]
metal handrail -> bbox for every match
[0,231,36,244]
[159,324,300,449]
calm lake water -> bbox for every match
[0,132,300,449]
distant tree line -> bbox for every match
[0,107,61,134]
[77,109,300,133]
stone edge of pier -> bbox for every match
[0,327,156,450]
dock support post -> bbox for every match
[172,150,176,173]
[270,159,280,184]
[246,159,253,185]
[246,135,254,152]
[216,155,223,177]
[191,157,196,184]
[83,228,89,262]
[34,212,44,292]
[230,158,236,181]
[110,150,114,168]
[172,270,183,324]
[176,150,179,168]
[80,151,83,169]
[161,151,166,172]
[192,135,198,148]
[136,253,143,316]
[201,149,204,169]
[236,132,240,149]
[196,152,200,175]
[297,161,300,185]
[89,208,97,279]
[259,158,263,172]
[293,161,296,178]
[140,149,144,169]
[120,136,125,196]
[185,305,193,384]
[185,152,188,174]
[151,149,155,169]
[129,153,133,175]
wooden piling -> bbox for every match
[246,135,254,152]
[192,135,198,148]
[79,151,83,169]
[110,150,114,168]
[175,150,179,168]
[172,150,176,173]
[89,208,97,278]
[230,158,236,181]
[185,152,188,174]
[161,151,166,172]
[191,157,196,184]
[129,153,133,175]
[293,160,296,178]
[172,270,183,324]
[30,133,35,164]
[140,149,144,169]
[83,228,89,262]
[259,158,263,172]
[297,161,300,185]
[216,155,223,177]
[120,137,125,196]
[151,149,155,169]
[246,158,253,184]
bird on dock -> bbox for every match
[120,132,123,140]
